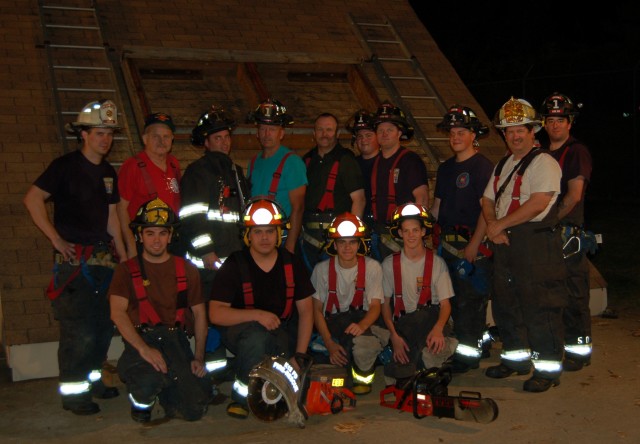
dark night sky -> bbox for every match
[408,1,640,199]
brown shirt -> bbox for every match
[109,256,203,326]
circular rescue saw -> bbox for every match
[247,354,356,428]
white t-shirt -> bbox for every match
[483,152,561,221]
[311,256,384,314]
[382,250,454,313]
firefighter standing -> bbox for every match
[23,100,127,415]
[301,113,365,270]
[370,102,429,259]
[117,112,181,257]
[310,213,384,395]
[379,204,455,383]
[209,198,314,419]
[431,105,495,373]
[540,93,594,371]
[482,97,568,392]
[110,199,211,423]
[349,109,383,261]
[246,99,307,253]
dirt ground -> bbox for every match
[1,304,639,444]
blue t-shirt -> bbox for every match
[248,146,307,217]
[434,153,494,230]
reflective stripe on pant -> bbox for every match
[117,326,210,421]
[491,220,567,376]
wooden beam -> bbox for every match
[121,46,364,65]
[348,65,380,111]
[244,63,270,102]
[120,57,148,145]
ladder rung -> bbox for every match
[414,116,442,120]
[426,137,450,142]
[46,24,99,30]
[367,39,400,45]
[48,44,104,50]
[389,76,425,80]
[54,65,110,71]
[355,22,390,28]
[400,95,437,100]
[377,57,412,62]
[57,87,116,92]
[42,6,95,12]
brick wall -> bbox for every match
[0,0,505,347]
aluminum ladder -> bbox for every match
[37,0,133,160]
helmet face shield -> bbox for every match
[129,198,178,240]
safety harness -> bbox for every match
[248,152,293,200]
[124,257,188,326]
[391,250,433,320]
[46,245,95,301]
[492,148,543,215]
[238,249,295,319]
[325,256,366,317]
[135,154,181,206]
[304,156,340,212]
[432,224,493,259]
[371,148,410,222]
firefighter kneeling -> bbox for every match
[309,212,385,395]
[109,199,211,423]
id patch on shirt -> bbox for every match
[104,177,114,195]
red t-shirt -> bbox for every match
[118,151,181,219]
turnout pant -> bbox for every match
[117,326,210,420]
[491,220,568,378]
[563,250,592,362]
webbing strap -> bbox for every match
[371,148,410,222]
[391,250,433,320]
[325,255,366,317]
[249,152,293,199]
[46,245,94,301]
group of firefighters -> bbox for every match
[23,91,593,423]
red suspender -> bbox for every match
[557,146,569,170]
[507,174,524,214]
[282,259,295,319]
[418,250,433,306]
[125,257,188,325]
[316,161,340,211]
[325,256,366,317]
[241,250,295,319]
[326,256,339,316]
[391,250,433,320]
[134,155,181,207]
[249,152,294,200]
[371,148,410,222]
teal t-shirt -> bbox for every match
[248,145,307,217]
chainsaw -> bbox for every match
[380,366,499,423]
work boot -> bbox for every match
[485,363,530,379]
[63,401,100,416]
[352,384,372,395]
[226,402,249,419]
[449,359,479,374]
[131,407,152,423]
[91,379,120,399]
[523,375,560,393]
[563,357,590,372]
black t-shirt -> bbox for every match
[211,248,314,317]
[34,150,119,244]
[372,147,428,223]
[434,153,494,229]
[303,144,364,213]
[546,136,592,225]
